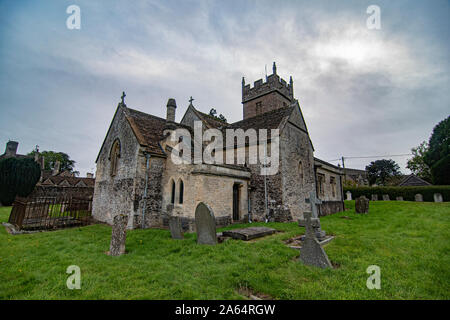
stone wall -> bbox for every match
[279,111,316,221]
[92,105,141,227]
[319,201,344,216]
[159,136,250,231]
[243,91,292,119]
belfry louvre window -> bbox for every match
[256,102,262,114]
[110,139,121,177]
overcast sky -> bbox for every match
[0,0,449,176]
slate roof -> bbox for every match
[397,174,432,186]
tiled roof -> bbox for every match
[228,105,295,131]
[39,176,95,187]
[125,107,193,156]
[191,107,229,129]
[398,174,431,186]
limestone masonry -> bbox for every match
[92,63,345,230]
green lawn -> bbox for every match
[0,201,449,299]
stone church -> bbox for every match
[92,63,344,230]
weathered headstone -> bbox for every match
[371,194,378,201]
[195,202,217,245]
[299,212,332,269]
[396,196,404,201]
[303,191,326,240]
[169,216,184,239]
[108,214,128,256]
[415,194,423,202]
[434,193,443,203]
[346,191,352,201]
[355,196,369,214]
[382,194,390,201]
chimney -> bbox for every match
[52,160,61,176]
[166,98,177,122]
[5,141,18,157]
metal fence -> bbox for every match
[8,196,93,230]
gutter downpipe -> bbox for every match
[142,152,151,229]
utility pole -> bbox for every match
[341,156,346,184]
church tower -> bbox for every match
[242,62,294,119]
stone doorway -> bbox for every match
[233,183,241,222]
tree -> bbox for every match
[0,157,41,205]
[406,141,432,182]
[27,150,78,176]
[423,116,450,185]
[208,108,227,123]
[365,159,401,186]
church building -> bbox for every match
[92,63,344,230]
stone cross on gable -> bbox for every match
[189,96,194,105]
[121,91,126,105]
[305,191,322,219]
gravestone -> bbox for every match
[303,191,326,240]
[299,212,332,269]
[396,196,404,201]
[223,227,276,241]
[355,196,369,214]
[169,216,184,239]
[195,202,217,245]
[346,191,352,201]
[415,194,423,202]
[382,194,390,201]
[371,194,378,201]
[434,193,443,203]
[108,214,128,256]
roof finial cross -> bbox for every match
[189,96,194,105]
[121,91,126,105]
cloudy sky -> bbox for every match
[0,0,449,175]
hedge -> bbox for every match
[343,186,450,202]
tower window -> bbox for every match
[256,102,262,115]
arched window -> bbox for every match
[170,180,176,204]
[109,139,121,177]
[179,180,184,204]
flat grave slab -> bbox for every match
[284,234,335,250]
[222,226,277,241]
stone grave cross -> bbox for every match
[305,191,322,219]
[299,211,332,269]
[300,191,326,241]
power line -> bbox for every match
[327,153,413,162]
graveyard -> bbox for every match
[1,200,449,300]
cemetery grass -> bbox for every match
[0,201,449,300]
